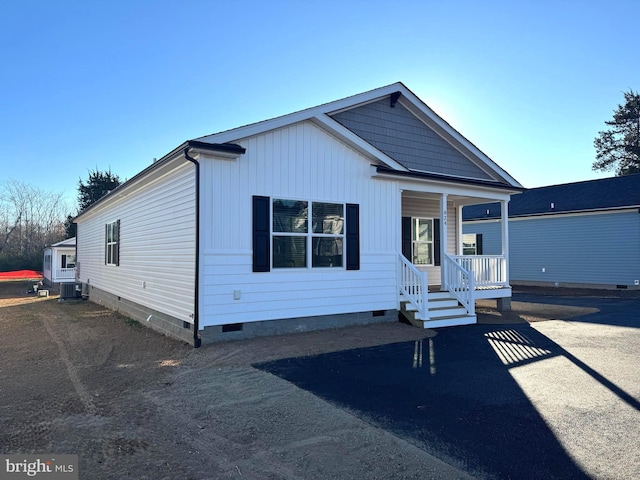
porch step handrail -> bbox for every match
[449,255,507,288]
[398,254,429,320]
[443,254,475,316]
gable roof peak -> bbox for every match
[193,82,522,189]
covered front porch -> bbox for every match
[395,187,511,328]
[43,237,77,287]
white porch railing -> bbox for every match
[55,267,76,280]
[443,254,475,316]
[449,255,507,288]
[398,254,429,320]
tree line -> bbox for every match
[0,169,120,271]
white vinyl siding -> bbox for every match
[199,121,399,326]
[76,161,196,323]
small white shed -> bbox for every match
[43,237,76,287]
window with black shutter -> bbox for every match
[252,196,359,271]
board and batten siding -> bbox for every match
[464,210,640,286]
[198,120,400,326]
[76,161,196,322]
[402,195,457,285]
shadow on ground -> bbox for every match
[256,322,596,480]
[512,293,640,329]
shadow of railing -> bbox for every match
[256,323,603,479]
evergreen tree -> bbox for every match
[64,214,76,239]
[78,168,121,212]
[593,90,640,176]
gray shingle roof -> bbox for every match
[463,174,640,220]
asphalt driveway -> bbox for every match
[257,293,640,480]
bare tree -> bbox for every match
[0,180,70,270]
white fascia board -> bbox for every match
[385,174,516,201]
[194,83,406,145]
[74,155,188,221]
[396,92,524,189]
[311,115,409,171]
[189,147,242,161]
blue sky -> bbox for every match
[1,0,637,210]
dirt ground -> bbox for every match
[0,281,634,479]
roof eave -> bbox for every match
[375,166,524,193]
[193,82,409,146]
[73,141,245,222]
[464,204,640,221]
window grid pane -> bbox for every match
[273,200,308,233]
[312,237,343,267]
[312,202,344,234]
[273,236,307,268]
[413,242,433,265]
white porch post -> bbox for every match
[398,189,404,253]
[456,204,463,255]
[501,199,510,286]
[439,193,448,286]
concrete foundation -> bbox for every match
[496,297,511,312]
[512,280,640,291]
[200,309,397,343]
[87,285,194,344]
[87,284,397,345]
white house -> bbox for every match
[43,237,76,287]
[74,83,523,346]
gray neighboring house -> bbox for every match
[463,174,640,289]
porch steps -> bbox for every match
[400,291,476,329]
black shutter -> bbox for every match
[253,196,270,272]
[433,219,441,266]
[115,219,120,266]
[104,224,108,265]
[345,203,360,270]
[476,233,483,255]
[401,217,412,261]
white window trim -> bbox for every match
[412,217,434,266]
[271,198,345,270]
[105,220,119,266]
